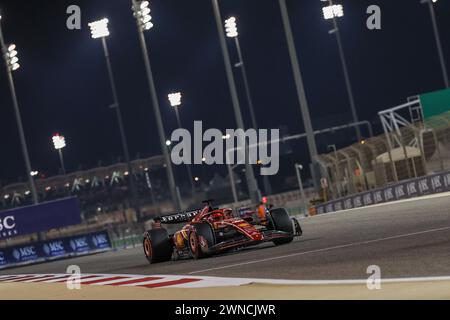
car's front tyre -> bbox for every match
[269,208,295,245]
[189,223,216,259]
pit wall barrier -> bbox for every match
[315,170,450,215]
[0,231,111,270]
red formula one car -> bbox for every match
[143,200,302,264]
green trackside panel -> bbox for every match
[420,88,450,119]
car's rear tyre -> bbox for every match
[269,208,294,245]
[189,223,216,259]
[143,228,173,264]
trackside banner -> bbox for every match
[0,231,111,269]
[315,170,450,215]
[0,197,81,240]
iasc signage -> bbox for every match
[0,197,81,240]
[0,215,17,238]
[316,169,450,215]
[0,231,112,269]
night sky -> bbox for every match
[0,0,449,185]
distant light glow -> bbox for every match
[30,171,39,177]
[322,4,344,20]
[166,140,172,146]
[88,18,110,39]
[224,17,238,38]
[168,92,182,107]
[52,134,66,150]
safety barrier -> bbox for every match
[315,169,450,215]
[0,231,111,270]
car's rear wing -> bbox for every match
[156,209,201,224]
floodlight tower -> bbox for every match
[88,18,141,215]
[131,0,182,210]
[0,14,38,204]
[321,0,361,141]
[211,0,261,203]
[52,134,67,175]
[168,92,196,195]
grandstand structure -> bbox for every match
[0,155,168,218]
[316,91,450,199]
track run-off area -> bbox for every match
[1,192,450,299]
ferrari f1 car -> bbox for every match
[143,201,302,264]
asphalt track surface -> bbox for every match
[1,193,450,280]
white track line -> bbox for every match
[310,191,450,219]
[189,226,450,275]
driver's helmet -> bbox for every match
[223,208,233,219]
[207,212,223,223]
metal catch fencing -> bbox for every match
[316,111,450,200]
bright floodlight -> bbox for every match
[132,0,154,31]
[322,4,344,20]
[88,18,110,39]
[168,92,182,107]
[6,43,20,71]
[52,134,66,150]
[224,17,238,38]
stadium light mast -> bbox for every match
[168,92,196,196]
[131,0,182,211]
[224,16,273,196]
[278,0,321,189]
[0,14,38,204]
[212,0,261,204]
[224,17,258,132]
[321,0,361,141]
[88,18,141,215]
[52,134,67,175]
[420,0,449,88]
